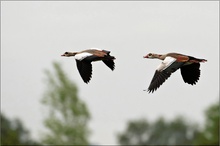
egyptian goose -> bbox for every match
[61,48,115,83]
[143,53,207,93]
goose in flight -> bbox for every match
[61,48,115,83]
[143,52,207,93]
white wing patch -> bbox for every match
[156,56,176,71]
[74,52,93,61]
[89,48,102,51]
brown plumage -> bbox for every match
[143,52,207,93]
[61,48,115,83]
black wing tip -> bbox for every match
[148,88,155,93]
[81,75,91,84]
[111,65,115,71]
[108,63,115,71]
[82,73,92,84]
[83,79,90,84]
[143,89,155,93]
[146,71,171,94]
[112,56,116,60]
[184,80,198,85]
[107,64,115,71]
[103,59,115,71]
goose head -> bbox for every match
[143,53,156,59]
[61,52,77,57]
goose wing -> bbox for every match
[147,56,185,93]
[76,60,92,83]
[180,63,200,85]
[85,49,115,70]
[147,70,172,93]
[102,60,115,71]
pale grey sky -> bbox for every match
[1,1,219,145]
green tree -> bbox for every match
[117,116,199,145]
[1,113,40,145]
[41,62,90,145]
[117,118,150,145]
[194,101,219,145]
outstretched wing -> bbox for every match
[180,63,200,85]
[147,70,172,93]
[147,56,184,93]
[102,60,115,71]
[76,60,92,83]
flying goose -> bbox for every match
[61,48,115,83]
[143,52,207,93]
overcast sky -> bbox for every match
[1,1,219,145]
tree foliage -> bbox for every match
[1,113,40,145]
[117,116,199,145]
[41,62,90,145]
[193,101,219,145]
[117,101,219,145]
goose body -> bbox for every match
[144,52,207,93]
[61,48,115,83]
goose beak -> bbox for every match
[61,54,65,56]
[143,55,148,58]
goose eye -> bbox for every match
[148,53,152,56]
[65,52,68,54]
